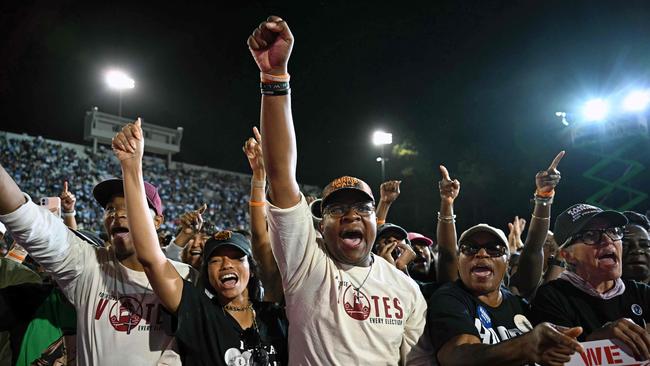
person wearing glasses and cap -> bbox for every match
[247,16,426,364]
[530,203,650,361]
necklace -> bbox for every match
[224,302,254,312]
[347,254,374,296]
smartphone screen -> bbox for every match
[40,197,62,218]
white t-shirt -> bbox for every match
[0,195,196,366]
[266,195,427,365]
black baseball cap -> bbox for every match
[203,230,252,259]
[554,203,628,248]
[376,223,410,245]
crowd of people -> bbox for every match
[0,133,317,253]
[1,15,650,366]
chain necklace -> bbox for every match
[346,254,374,297]
[224,302,254,312]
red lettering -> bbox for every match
[579,350,591,366]
[393,298,403,319]
[382,297,392,319]
[586,348,599,366]
[94,298,109,320]
[604,345,623,364]
[371,296,381,317]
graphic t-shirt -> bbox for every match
[266,195,427,365]
[175,281,287,366]
[529,278,650,340]
[0,195,197,365]
[428,281,530,349]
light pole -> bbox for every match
[372,130,392,182]
[105,70,135,117]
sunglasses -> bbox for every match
[569,227,624,246]
[459,242,507,257]
[322,202,375,218]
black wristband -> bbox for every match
[260,81,289,91]
[261,88,290,96]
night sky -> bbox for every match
[1,0,649,235]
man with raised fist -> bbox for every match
[248,16,426,365]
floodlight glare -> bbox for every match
[105,70,135,90]
[372,131,393,146]
[622,90,650,112]
[582,99,609,121]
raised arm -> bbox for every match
[510,151,564,299]
[243,127,283,303]
[248,16,299,208]
[436,165,460,284]
[375,180,401,225]
[113,119,183,313]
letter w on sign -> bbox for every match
[567,339,650,366]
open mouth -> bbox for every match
[110,226,130,240]
[470,263,494,279]
[189,249,203,257]
[340,228,364,250]
[219,273,239,289]
[597,252,618,266]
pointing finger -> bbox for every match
[63,181,68,193]
[198,203,207,214]
[548,151,565,170]
[439,165,451,181]
[253,126,262,144]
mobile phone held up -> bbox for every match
[40,197,62,218]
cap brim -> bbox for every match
[203,241,251,260]
[459,226,509,250]
[321,188,374,208]
[559,210,628,248]
[411,237,434,247]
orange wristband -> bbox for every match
[376,219,386,225]
[535,189,555,198]
[260,72,290,83]
[249,200,266,207]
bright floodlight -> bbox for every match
[372,131,393,146]
[623,90,650,112]
[582,99,609,121]
[105,70,135,90]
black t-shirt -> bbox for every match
[529,278,650,341]
[175,280,288,366]
[427,280,531,354]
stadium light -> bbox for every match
[372,130,392,181]
[622,90,650,112]
[372,131,392,146]
[105,70,135,90]
[582,99,609,122]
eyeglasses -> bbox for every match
[322,202,375,218]
[459,242,507,257]
[569,227,624,246]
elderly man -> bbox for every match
[530,203,650,361]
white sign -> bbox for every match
[567,339,650,366]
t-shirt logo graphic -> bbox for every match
[632,304,643,316]
[343,285,371,320]
[109,296,143,334]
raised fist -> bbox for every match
[247,16,294,75]
[112,118,144,166]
